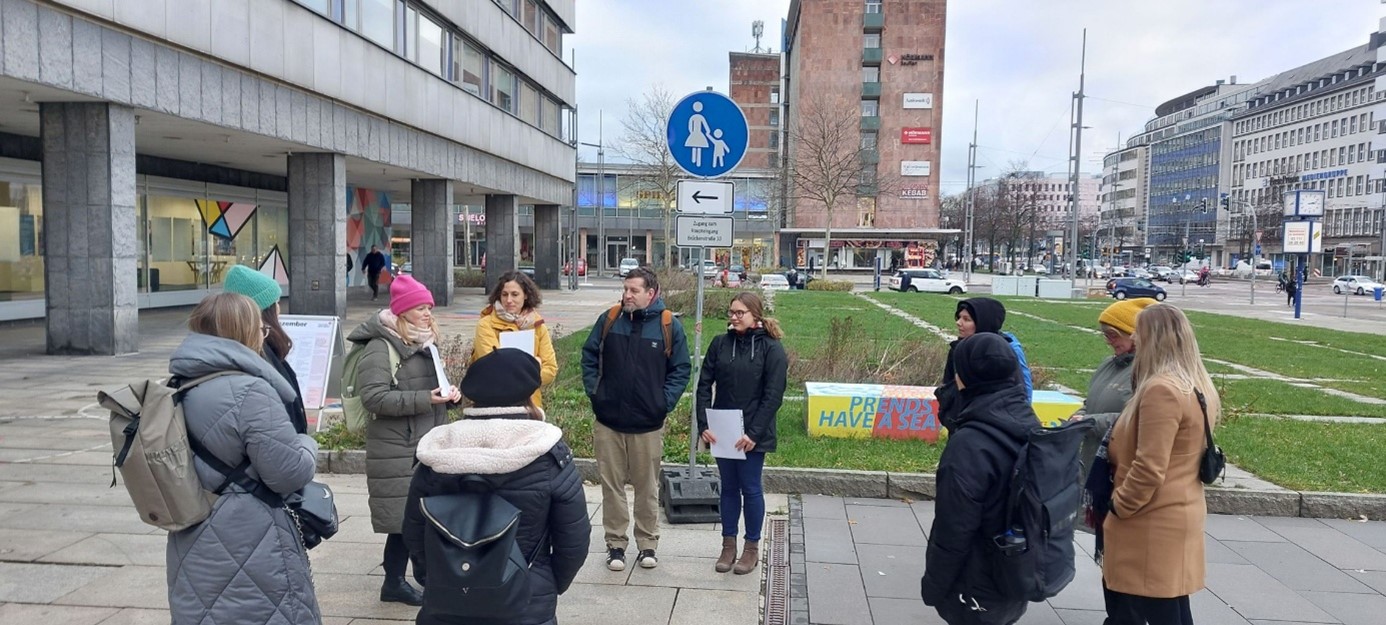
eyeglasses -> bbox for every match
[728,309,750,318]
[261,326,272,337]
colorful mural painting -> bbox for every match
[346,186,393,286]
[258,244,290,287]
[196,200,258,240]
[805,383,1082,442]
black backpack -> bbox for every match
[970,418,1093,602]
[419,478,543,618]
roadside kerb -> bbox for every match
[316,450,1381,520]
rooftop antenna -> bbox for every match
[752,20,765,52]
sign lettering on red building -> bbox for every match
[901,128,932,144]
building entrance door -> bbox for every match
[606,237,629,271]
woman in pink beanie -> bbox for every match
[343,273,461,606]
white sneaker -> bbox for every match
[637,549,658,569]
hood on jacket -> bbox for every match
[956,297,1007,335]
[953,333,1019,391]
[947,334,1034,439]
[724,326,770,361]
[415,418,563,475]
[345,309,422,356]
[168,333,297,403]
[625,297,669,321]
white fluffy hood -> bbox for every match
[415,418,563,475]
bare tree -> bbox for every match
[616,85,680,268]
[788,95,897,278]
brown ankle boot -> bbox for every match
[715,536,737,573]
[733,539,759,575]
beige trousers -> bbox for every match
[593,420,664,551]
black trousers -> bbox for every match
[368,271,382,297]
[933,594,1027,625]
[1103,584,1193,625]
[382,533,409,578]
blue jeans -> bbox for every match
[717,453,766,541]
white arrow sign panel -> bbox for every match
[677,180,735,214]
[676,214,734,248]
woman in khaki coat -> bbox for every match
[1101,303,1218,625]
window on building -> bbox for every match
[769,131,779,150]
[543,13,561,53]
[769,109,780,127]
[495,0,518,16]
[403,6,418,58]
[523,0,539,34]
[865,1,882,13]
[358,0,397,49]
[862,66,879,82]
[859,165,877,186]
[520,81,539,126]
[415,11,446,76]
[860,131,877,149]
[770,87,780,104]
[861,100,878,117]
[491,62,516,113]
[295,0,331,16]
[456,37,484,96]
[1339,146,1347,164]
[863,33,881,49]
[1351,116,1358,134]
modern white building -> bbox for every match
[1230,37,1383,275]
[0,0,576,354]
[1097,145,1149,265]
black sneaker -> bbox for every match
[637,549,658,569]
[606,547,626,571]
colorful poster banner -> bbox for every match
[805,383,1082,442]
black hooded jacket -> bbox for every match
[921,334,1038,607]
[937,298,1031,432]
[695,327,789,453]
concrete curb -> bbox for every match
[316,449,1384,520]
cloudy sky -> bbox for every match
[565,0,1384,195]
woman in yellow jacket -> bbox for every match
[471,271,558,407]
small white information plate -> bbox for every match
[676,215,734,248]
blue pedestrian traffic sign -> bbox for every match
[666,90,748,179]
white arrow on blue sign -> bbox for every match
[666,90,748,179]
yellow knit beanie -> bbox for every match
[1098,298,1156,336]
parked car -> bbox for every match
[618,257,640,277]
[1163,269,1200,284]
[1149,266,1174,281]
[1332,275,1384,295]
[698,260,720,278]
[1129,268,1152,280]
[1107,277,1167,301]
[759,274,791,291]
[888,268,967,294]
[562,258,587,277]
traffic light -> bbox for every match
[1198,198,1209,214]
[1219,195,1230,210]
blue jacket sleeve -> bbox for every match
[1007,333,1033,401]
[664,319,693,412]
[580,314,606,397]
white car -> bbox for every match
[1332,275,1384,296]
[618,258,640,277]
[888,268,967,294]
[697,260,719,278]
[759,274,790,291]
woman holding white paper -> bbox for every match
[472,271,558,408]
[697,292,788,576]
[344,274,460,607]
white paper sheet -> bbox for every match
[500,329,536,356]
[706,408,746,460]
[426,344,453,396]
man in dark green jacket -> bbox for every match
[581,268,691,572]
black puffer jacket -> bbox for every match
[402,411,589,625]
[921,334,1036,609]
[695,328,789,452]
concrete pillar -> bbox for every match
[411,179,455,306]
[533,204,561,289]
[484,194,519,291]
[40,102,138,355]
[287,153,347,318]
[645,230,654,266]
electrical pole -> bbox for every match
[1067,29,1087,295]
[964,100,979,284]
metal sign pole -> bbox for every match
[688,245,706,477]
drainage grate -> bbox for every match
[764,517,790,625]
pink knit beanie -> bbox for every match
[389,275,435,315]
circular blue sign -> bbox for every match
[666,90,749,179]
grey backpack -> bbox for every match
[99,372,239,531]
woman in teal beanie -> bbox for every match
[223,264,307,434]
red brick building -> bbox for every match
[782,0,951,270]
[729,52,782,170]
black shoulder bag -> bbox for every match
[1195,390,1225,484]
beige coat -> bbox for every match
[1102,375,1208,599]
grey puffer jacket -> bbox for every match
[166,332,321,625]
[348,311,451,534]
[1075,352,1134,533]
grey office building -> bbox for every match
[0,0,576,354]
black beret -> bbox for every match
[461,347,541,408]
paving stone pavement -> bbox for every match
[789,494,1386,625]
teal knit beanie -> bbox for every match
[223,264,282,311]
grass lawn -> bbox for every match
[1218,416,1386,493]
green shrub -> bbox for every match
[314,421,366,451]
[664,287,764,319]
[807,279,854,292]
[454,268,485,287]
[655,268,697,293]
[787,315,947,386]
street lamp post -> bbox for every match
[579,111,605,274]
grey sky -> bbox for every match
[567,0,1383,196]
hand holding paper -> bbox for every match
[426,344,453,396]
[500,329,536,356]
[706,409,746,460]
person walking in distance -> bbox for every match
[697,292,787,575]
[580,267,691,572]
[363,245,389,301]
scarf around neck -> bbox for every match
[378,309,436,347]
[495,308,538,330]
